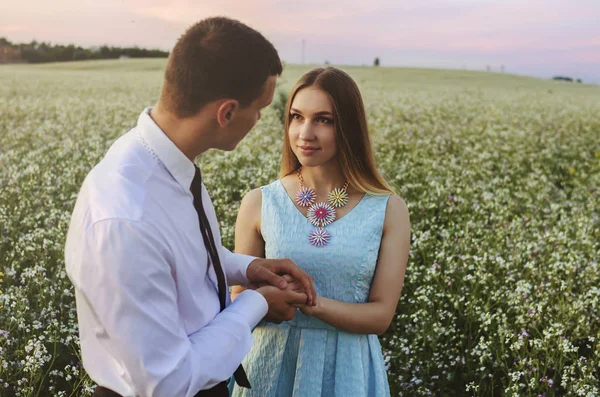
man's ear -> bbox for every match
[216,100,239,127]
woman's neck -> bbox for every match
[299,162,346,192]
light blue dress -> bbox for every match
[231,180,391,397]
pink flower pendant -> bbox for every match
[307,202,336,227]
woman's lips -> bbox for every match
[298,146,319,155]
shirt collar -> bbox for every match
[136,106,196,191]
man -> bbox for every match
[65,17,316,397]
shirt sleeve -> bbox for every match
[67,218,267,397]
[219,245,256,286]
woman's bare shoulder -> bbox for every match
[384,194,410,231]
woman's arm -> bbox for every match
[298,195,410,335]
[231,188,265,301]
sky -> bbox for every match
[2,0,599,83]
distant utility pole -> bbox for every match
[301,39,306,64]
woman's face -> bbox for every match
[288,86,337,168]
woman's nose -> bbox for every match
[299,122,315,141]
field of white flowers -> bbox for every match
[1,59,599,396]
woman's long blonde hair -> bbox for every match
[280,67,394,195]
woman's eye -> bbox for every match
[317,117,332,124]
[290,113,301,120]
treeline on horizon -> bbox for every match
[0,37,168,63]
[0,37,592,84]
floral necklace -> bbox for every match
[295,167,349,247]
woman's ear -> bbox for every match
[216,100,239,127]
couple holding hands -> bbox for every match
[65,16,410,397]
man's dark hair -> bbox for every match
[160,17,283,118]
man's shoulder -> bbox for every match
[77,131,162,224]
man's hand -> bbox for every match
[246,258,316,306]
[256,285,307,324]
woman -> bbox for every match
[231,67,410,397]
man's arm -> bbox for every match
[219,245,256,286]
[67,218,267,397]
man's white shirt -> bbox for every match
[65,107,268,397]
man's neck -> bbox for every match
[149,104,215,162]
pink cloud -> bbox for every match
[572,52,600,63]
[0,25,28,33]
[1,0,598,81]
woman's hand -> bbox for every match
[297,297,324,317]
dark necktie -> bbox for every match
[190,165,251,389]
